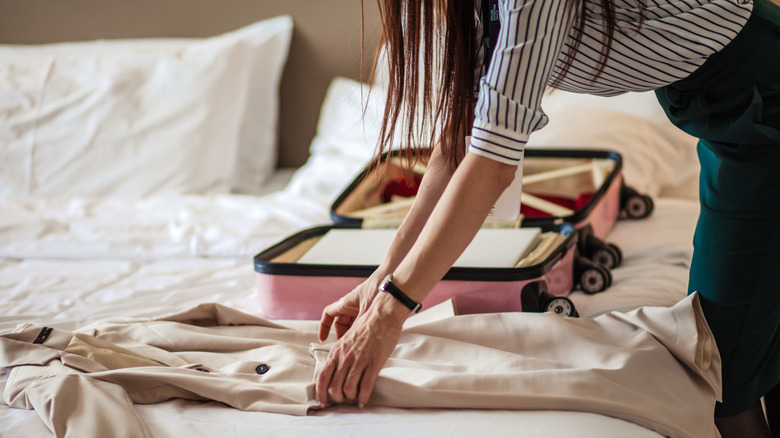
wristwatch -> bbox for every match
[378,274,422,313]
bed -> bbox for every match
[0,2,713,437]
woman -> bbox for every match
[315,0,780,436]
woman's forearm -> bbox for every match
[317,152,520,408]
[388,152,518,302]
[376,146,454,276]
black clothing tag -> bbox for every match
[482,0,501,70]
[33,327,53,344]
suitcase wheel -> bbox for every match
[523,281,579,317]
[541,295,579,318]
[620,185,654,219]
[591,242,622,269]
[607,243,623,266]
[575,256,612,294]
[623,194,654,219]
[577,225,622,269]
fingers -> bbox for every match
[357,361,381,408]
[316,343,370,406]
[327,348,366,404]
[327,354,350,404]
[315,347,357,405]
[342,351,367,401]
[319,297,361,343]
[318,312,335,343]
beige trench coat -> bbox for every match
[0,294,721,438]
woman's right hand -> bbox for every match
[318,272,385,342]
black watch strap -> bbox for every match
[379,275,422,313]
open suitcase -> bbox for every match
[253,148,653,320]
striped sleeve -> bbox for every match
[549,0,753,95]
[469,0,577,165]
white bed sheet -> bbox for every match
[0,152,701,437]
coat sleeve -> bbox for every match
[3,361,153,438]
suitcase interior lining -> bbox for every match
[270,236,323,263]
[334,156,616,221]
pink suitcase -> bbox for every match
[253,148,654,320]
[254,225,578,320]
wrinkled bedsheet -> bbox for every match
[0,154,702,437]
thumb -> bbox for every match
[318,297,360,342]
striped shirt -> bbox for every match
[469,0,754,164]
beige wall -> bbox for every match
[0,0,381,167]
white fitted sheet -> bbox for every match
[0,153,702,437]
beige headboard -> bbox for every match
[0,0,380,168]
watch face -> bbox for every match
[546,298,573,316]
[379,274,392,291]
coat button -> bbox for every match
[255,364,270,374]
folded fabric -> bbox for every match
[0,294,720,438]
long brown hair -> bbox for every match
[364,0,643,172]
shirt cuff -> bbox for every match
[468,124,528,165]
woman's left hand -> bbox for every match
[315,292,410,407]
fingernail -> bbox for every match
[359,402,365,409]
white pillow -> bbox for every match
[309,75,439,161]
[530,91,700,199]
[309,77,383,162]
[0,16,292,197]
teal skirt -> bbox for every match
[655,0,780,417]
